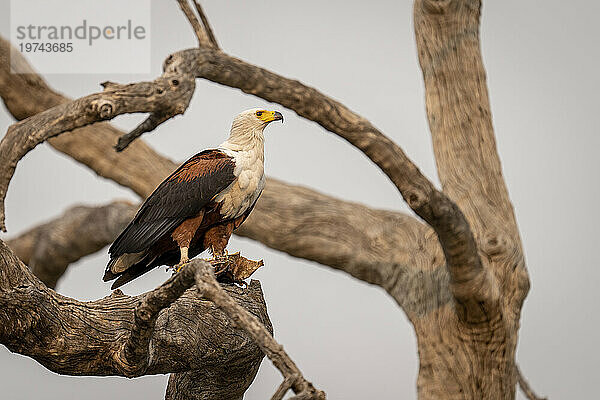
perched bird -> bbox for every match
[103,109,283,289]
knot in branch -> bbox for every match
[162,50,195,75]
[100,81,122,90]
[405,190,428,210]
[481,231,511,257]
[135,306,154,325]
[90,99,115,119]
[114,343,149,378]
[163,54,174,70]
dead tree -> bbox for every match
[0,1,546,399]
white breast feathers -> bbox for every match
[215,145,265,219]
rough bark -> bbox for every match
[409,1,530,399]
[1,237,324,399]
[0,240,271,399]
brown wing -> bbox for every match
[107,149,236,261]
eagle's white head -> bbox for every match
[223,108,283,151]
[231,108,283,133]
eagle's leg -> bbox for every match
[204,222,235,263]
[203,222,256,284]
[171,211,204,273]
[175,246,190,272]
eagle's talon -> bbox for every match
[175,261,188,273]
[213,264,226,275]
[168,258,189,275]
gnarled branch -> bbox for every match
[0,69,195,231]
[0,39,176,198]
[1,238,323,399]
[195,261,325,399]
[117,262,205,377]
[0,240,270,399]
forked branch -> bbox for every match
[193,0,220,49]
[176,0,219,49]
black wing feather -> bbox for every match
[108,149,236,256]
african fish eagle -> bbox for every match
[103,109,283,289]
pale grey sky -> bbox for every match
[0,1,599,399]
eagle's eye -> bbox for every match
[256,111,263,117]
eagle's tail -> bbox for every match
[107,261,157,290]
[104,252,156,290]
[102,258,119,282]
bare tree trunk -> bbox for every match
[411,1,529,398]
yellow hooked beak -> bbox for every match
[256,110,284,123]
